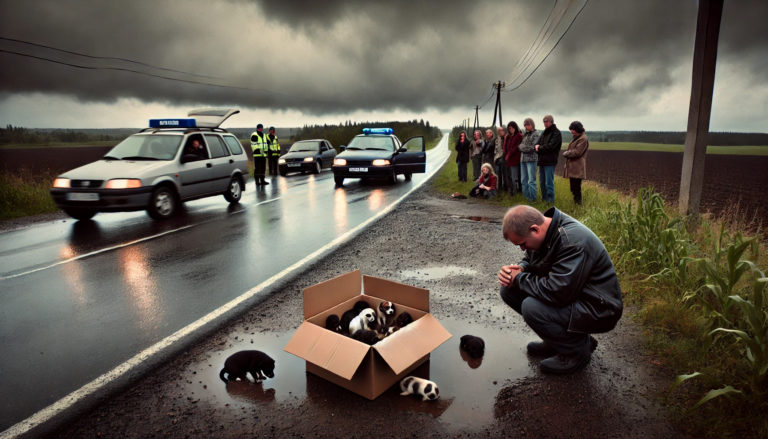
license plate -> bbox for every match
[66,192,99,201]
[287,163,301,167]
[350,167,368,173]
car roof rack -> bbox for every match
[188,108,240,128]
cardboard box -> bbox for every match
[284,270,452,400]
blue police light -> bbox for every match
[362,128,393,135]
[149,118,197,128]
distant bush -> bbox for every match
[0,125,120,145]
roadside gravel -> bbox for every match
[46,186,675,438]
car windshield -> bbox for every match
[346,136,394,151]
[106,134,182,160]
[289,141,320,152]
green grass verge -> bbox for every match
[431,142,767,438]
[0,169,59,219]
[589,141,768,156]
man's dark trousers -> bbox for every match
[500,284,591,356]
[254,156,267,183]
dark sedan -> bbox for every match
[331,128,425,186]
[278,139,337,176]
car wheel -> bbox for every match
[224,176,242,204]
[389,171,397,184]
[63,208,96,221]
[313,160,321,174]
[147,185,177,219]
[279,170,287,177]
[404,172,412,181]
[334,176,344,186]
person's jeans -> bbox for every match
[507,164,520,196]
[521,161,538,201]
[494,158,506,191]
[457,161,468,182]
[471,155,482,181]
[500,284,590,355]
[570,178,582,204]
[539,165,555,202]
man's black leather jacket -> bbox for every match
[515,208,623,333]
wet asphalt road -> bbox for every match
[0,135,450,433]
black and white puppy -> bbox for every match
[376,301,396,334]
[219,350,275,383]
[400,376,439,401]
[348,308,377,334]
[460,335,485,359]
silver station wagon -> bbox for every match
[50,108,249,220]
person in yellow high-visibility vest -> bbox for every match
[267,126,281,177]
[250,123,269,185]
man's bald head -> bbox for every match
[503,205,545,237]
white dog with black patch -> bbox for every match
[399,376,439,401]
[376,301,396,334]
[348,308,376,335]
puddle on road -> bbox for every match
[399,266,478,282]
[183,316,533,433]
[450,215,502,224]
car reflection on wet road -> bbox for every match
[0,134,449,433]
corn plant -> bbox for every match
[683,225,760,332]
[675,269,768,408]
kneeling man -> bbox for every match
[498,205,623,374]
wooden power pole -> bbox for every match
[679,0,723,216]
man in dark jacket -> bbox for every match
[535,115,562,203]
[498,205,623,374]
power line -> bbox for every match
[504,0,563,88]
[0,36,220,80]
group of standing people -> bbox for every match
[250,123,282,185]
[455,115,588,205]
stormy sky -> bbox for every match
[0,0,766,131]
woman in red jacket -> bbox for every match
[504,121,523,196]
[469,163,498,199]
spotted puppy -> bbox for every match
[400,376,439,401]
[348,308,377,335]
[376,301,396,334]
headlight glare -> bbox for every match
[105,179,142,189]
[334,158,347,166]
[303,157,314,162]
[53,178,70,188]
[372,159,391,166]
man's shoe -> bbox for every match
[526,341,556,357]
[262,180,269,185]
[540,352,591,375]
[589,335,598,353]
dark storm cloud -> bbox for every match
[0,0,765,118]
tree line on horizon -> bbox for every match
[291,119,443,148]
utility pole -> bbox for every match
[491,81,505,127]
[473,106,480,134]
[679,0,723,216]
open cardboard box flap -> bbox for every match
[284,321,370,380]
[373,313,452,375]
[363,275,429,312]
[304,270,362,319]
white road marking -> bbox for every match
[0,135,449,438]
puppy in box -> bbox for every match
[348,308,377,334]
[376,301,396,334]
[219,350,275,383]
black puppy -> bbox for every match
[325,314,341,333]
[219,350,275,383]
[352,329,379,345]
[395,311,414,328]
[460,335,485,359]
[353,300,370,313]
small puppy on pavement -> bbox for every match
[219,350,275,383]
[400,376,440,401]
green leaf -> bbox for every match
[694,386,743,408]
[673,372,702,390]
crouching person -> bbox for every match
[498,205,623,374]
[469,163,498,199]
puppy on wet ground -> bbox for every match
[399,376,439,401]
[219,350,275,383]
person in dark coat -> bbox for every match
[562,121,589,205]
[454,130,471,182]
[470,130,484,181]
[482,129,496,166]
[503,121,522,196]
[497,205,623,374]
[535,115,562,203]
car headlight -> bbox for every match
[303,157,314,162]
[105,179,142,189]
[334,158,347,166]
[53,178,70,188]
[278,158,286,165]
[372,159,391,166]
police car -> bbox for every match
[50,108,249,220]
[331,128,426,186]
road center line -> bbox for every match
[0,135,448,438]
